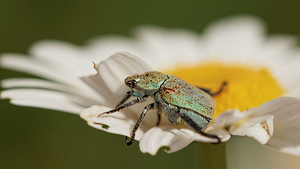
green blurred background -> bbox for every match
[1,0,300,169]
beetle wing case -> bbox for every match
[159,75,216,120]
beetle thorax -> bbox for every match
[125,71,168,96]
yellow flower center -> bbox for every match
[164,62,284,119]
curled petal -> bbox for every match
[205,127,231,142]
[96,52,153,94]
[213,108,254,127]
[229,115,274,144]
[139,125,230,155]
[139,126,195,155]
[254,97,300,155]
[81,52,153,107]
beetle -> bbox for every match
[98,71,227,146]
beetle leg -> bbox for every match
[156,112,161,126]
[98,96,147,118]
[115,90,145,108]
[125,103,155,146]
[197,81,227,97]
[115,91,132,108]
[180,112,221,144]
[210,81,227,97]
[196,87,211,94]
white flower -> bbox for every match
[1,15,300,156]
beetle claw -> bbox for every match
[206,133,221,144]
[212,136,221,144]
[125,136,134,146]
[97,112,106,118]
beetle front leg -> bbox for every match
[98,96,147,118]
[115,91,131,108]
[125,103,156,146]
[115,90,145,108]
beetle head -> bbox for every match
[125,71,168,95]
[125,74,140,89]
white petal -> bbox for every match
[1,89,88,114]
[96,52,153,92]
[134,26,201,69]
[80,74,116,107]
[139,125,230,155]
[241,34,299,71]
[226,136,300,169]
[82,74,159,130]
[273,56,300,95]
[1,78,101,104]
[29,40,94,76]
[139,126,194,155]
[0,54,88,89]
[2,78,68,89]
[288,87,300,98]
[202,15,265,63]
[83,52,153,107]
[213,108,254,127]
[205,127,231,142]
[260,35,298,69]
[229,115,274,144]
[80,105,150,140]
[254,97,300,155]
[30,40,83,61]
[253,97,300,118]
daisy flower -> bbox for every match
[1,16,300,157]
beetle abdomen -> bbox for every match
[159,75,215,119]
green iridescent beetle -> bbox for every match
[98,71,227,145]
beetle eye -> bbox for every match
[126,80,138,88]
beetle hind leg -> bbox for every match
[179,111,221,144]
[197,81,227,97]
[194,129,221,144]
